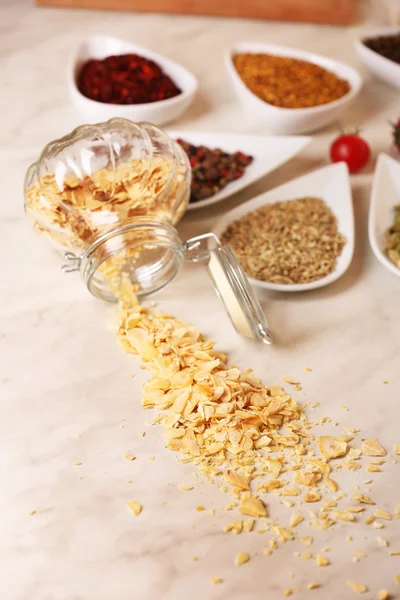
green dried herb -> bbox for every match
[385,204,400,269]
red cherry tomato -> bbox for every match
[330,134,370,174]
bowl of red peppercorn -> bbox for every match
[69,35,198,125]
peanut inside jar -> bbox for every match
[24,120,191,299]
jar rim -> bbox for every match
[65,218,185,302]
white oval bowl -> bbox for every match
[369,152,400,279]
[68,35,198,126]
[225,42,362,135]
[213,162,354,292]
[355,27,400,90]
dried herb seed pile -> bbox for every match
[221,196,346,285]
[233,53,350,109]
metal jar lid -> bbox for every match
[185,233,272,344]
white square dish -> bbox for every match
[213,162,354,292]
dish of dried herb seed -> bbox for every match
[363,32,400,65]
[384,203,400,269]
[233,53,350,109]
[221,197,346,285]
[176,138,253,203]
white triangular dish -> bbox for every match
[369,153,400,278]
[213,162,354,292]
[167,131,310,211]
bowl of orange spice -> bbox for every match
[226,42,362,134]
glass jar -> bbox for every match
[24,118,272,344]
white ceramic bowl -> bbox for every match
[68,35,198,125]
[355,27,400,89]
[225,42,362,135]
[369,153,400,278]
[213,162,354,292]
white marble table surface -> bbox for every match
[1,1,399,599]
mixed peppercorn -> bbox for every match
[176,139,253,203]
[77,53,181,105]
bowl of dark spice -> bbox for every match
[69,35,198,125]
[176,138,253,205]
[226,42,362,134]
[356,28,400,90]
[167,130,310,210]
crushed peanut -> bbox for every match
[362,440,386,457]
[290,513,304,527]
[178,484,193,491]
[347,581,368,594]
[377,591,390,600]
[127,501,142,516]
[239,496,268,518]
[354,493,375,505]
[375,509,392,520]
[124,454,136,461]
[235,552,250,566]
[300,536,313,547]
[367,464,381,473]
[332,511,355,522]
[317,436,347,460]
[377,536,389,547]
[210,577,223,585]
[315,554,329,566]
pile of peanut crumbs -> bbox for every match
[116,286,400,596]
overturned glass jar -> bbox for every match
[24,118,272,344]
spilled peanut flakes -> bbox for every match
[115,285,398,585]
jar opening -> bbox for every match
[80,220,185,302]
